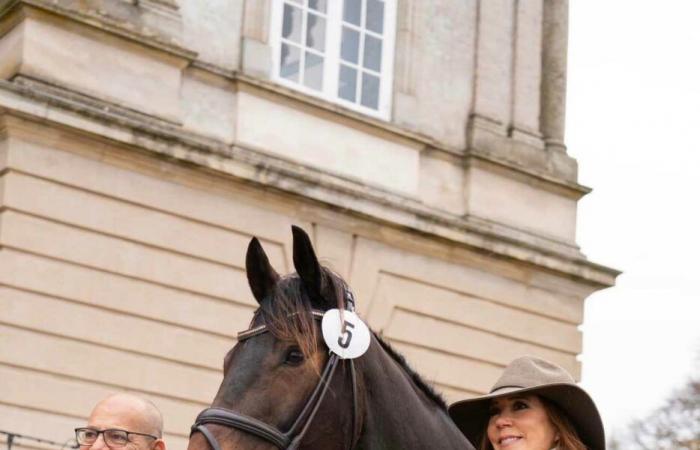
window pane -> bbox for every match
[309,0,327,13]
[366,0,384,34]
[338,65,358,102]
[343,0,362,26]
[306,13,326,52]
[282,3,303,43]
[304,52,324,90]
[361,72,379,109]
[341,27,360,63]
[363,35,382,71]
[280,43,301,82]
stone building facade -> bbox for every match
[0,1,617,448]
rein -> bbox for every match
[190,308,361,450]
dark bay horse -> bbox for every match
[187,226,476,450]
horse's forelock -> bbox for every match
[252,267,347,360]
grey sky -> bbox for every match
[567,0,700,437]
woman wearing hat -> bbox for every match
[448,356,605,450]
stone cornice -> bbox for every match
[0,0,196,60]
[0,78,620,288]
[467,148,592,199]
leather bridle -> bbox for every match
[191,301,361,450]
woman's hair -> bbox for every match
[476,395,587,450]
[542,398,587,450]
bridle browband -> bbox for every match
[191,300,361,450]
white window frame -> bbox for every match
[270,0,397,120]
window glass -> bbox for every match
[360,72,379,109]
[304,52,324,90]
[280,43,301,82]
[308,0,327,13]
[273,0,394,117]
[341,27,360,63]
[306,13,326,52]
[363,35,382,71]
[282,4,303,43]
[343,0,362,26]
[279,0,327,92]
[338,65,358,101]
[366,0,384,34]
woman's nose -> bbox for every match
[494,414,513,428]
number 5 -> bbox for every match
[338,321,355,349]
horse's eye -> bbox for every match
[284,348,305,366]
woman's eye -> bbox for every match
[284,348,305,365]
[488,407,500,416]
[513,400,529,410]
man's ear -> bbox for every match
[152,438,166,450]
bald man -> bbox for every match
[75,393,166,450]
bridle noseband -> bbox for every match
[191,305,361,450]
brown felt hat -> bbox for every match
[448,356,605,450]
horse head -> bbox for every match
[187,226,475,450]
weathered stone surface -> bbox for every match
[541,0,570,151]
[0,6,190,122]
[418,148,466,215]
[513,0,544,135]
[63,0,183,43]
[0,83,615,286]
[1,0,187,49]
[465,161,578,242]
[235,86,422,196]
[179,0,244,71]
[473,0,515,128]
[393,0,476,150]
[181,67,237,143]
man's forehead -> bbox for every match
[88,396,148,431]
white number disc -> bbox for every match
[321,309,371,359]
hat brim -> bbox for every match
[448,383,605,450]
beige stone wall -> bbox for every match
[0,0,586,239]
[0,120,593,449]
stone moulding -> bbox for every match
[0,0,196,59]
[0,77,620,288]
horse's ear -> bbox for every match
[291,225,327,305]
[246,237,280,304]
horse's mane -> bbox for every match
[252,266,447,411]
[372,332,448,410]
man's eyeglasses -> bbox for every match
[74,428,158,447]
